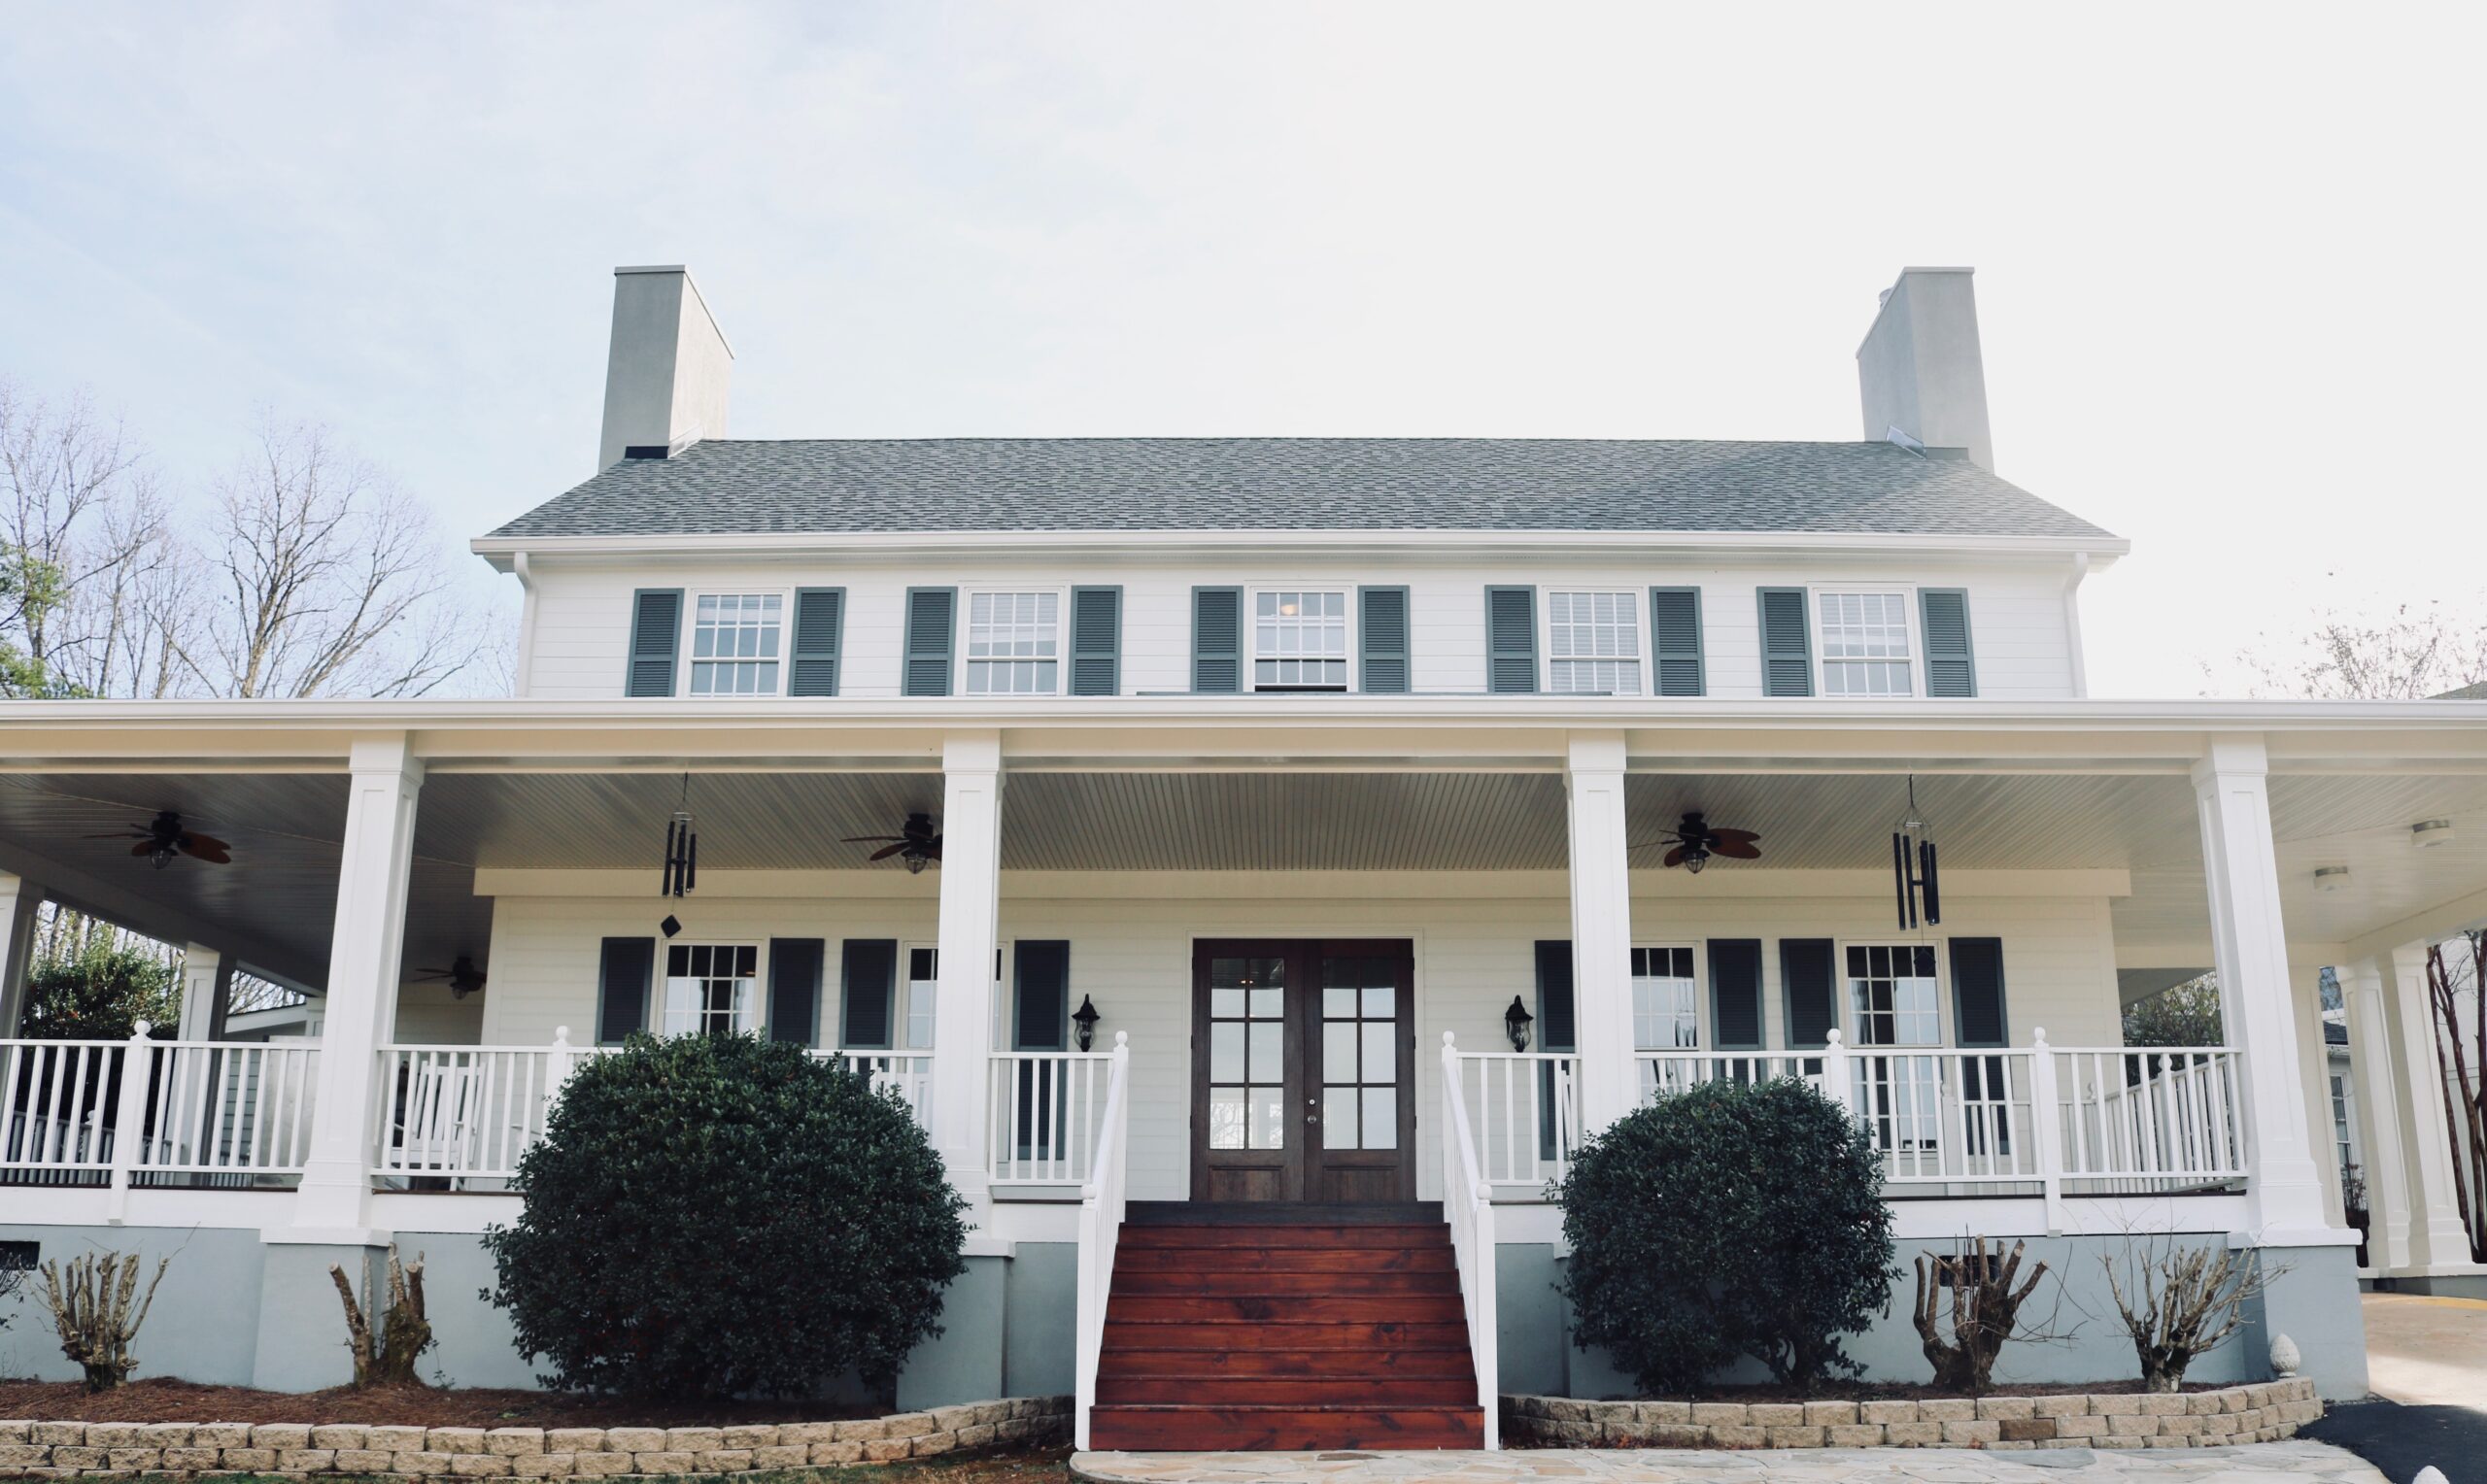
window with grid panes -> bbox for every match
[688,593,783,695]
[662,943,760,1036]
[1818,591,1914,696]
[1208,957,1287,1150]
[1253,590,1347,690]
[965,591,1060,695]
[1632,947,1698,1049]
[2330,1073,2354,1179]
[1848,943,1942,1160]
[1548,591,1641,694]
[1321,959,1398,1150]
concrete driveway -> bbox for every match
[2360,1292,2487,1411]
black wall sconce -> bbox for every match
[1504,995,1534,1052]
[1072,995,1103,1052]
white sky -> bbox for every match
[3,2,2481,698]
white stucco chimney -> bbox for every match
[596,265,733,472]
[1857,266,1993,471]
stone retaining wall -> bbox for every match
[0,1396,1070,1478]
[1501,1378,2320,1451]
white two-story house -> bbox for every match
[5,266,2484,1446]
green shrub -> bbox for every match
[1553,1076,1896,1394]
[483,1033,968,1399]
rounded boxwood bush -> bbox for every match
[1553,1076,1895,1394]
[483,1033,968,1399]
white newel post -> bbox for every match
[2027,1028,2067,1234]
[177,944,233,1042]
[0,871,43,1036]
[290,736,424,1238]
[933,731,1004,1216]
[2342,959,2412,1272]
[1564,732,1635,1132]
[2383,942,2474,1272]
[105,1020,156,1223]
[2191,736,2334,1243]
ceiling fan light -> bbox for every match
[2412,819,2455,849]
[2312,864,2351,894]
[905,855,928,875]
[1684,850,1708,875]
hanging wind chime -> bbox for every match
[1891,775,1941,929]
[661,774,698,898]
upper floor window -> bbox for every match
[663,942,760,1036]
[1818,591,1914,697]
[1548,590,1641,695]
[1848,943,1939,1046]
[690,593,782,695]
[1254,590,1348,691]
[966,590,1060,695]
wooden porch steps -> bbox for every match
[1089,1202,1484,1451]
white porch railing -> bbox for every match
[1438,1034,1501,1449]
[3,1036,128,1178]
[1072,1032,1131,1452]
[990,1050,1118,1185]
[820,1050,935,1126]
[2051,1044,2247,1190]
[132,1039,320,1177]
[1638,1050,1824,1098]
[1450,1049,1580,1190]
[374,1038,582,1183]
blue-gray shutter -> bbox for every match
[1070,587,1121,697]
[1756,588,1813,697]
[1650,587,1705,697]
[596,937,655,1045]
[839,939,898,1049]
[626,590,682,698]
[788,589,844,697]
[1013,940,1071,1051]
[767,938,825,1046]
[1921,589,1977,698]
[1951,937,2009,1048]
[1533,941,1575,1052]
[1192,587,1243,693]
[1780,938,1837,1050]
[1486,586,1537,694]
[1359,586,1411,694]
[903,589,956,697]
[1709,938,1764,1050]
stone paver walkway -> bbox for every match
[1073,1442,2385,1484]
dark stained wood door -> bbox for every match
[1191,939,1415,1202]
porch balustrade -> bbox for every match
[2,1029,321,1203]
[989,1049,1118,1186]
[1436,1034,1502,1450]
[1450,1049,1581,1189]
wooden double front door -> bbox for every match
[1190,938,1416,1202]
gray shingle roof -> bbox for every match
[486,437,2118,541]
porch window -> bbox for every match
[688,593,783,696]
[1253,590,1348,691]
[663,942,761,1036]
[1848,943,1942,1163]
[2330,1072,2354,1178]
[904,949,939,1049]
[965,591,1060,695]
[1632,946,1698,1050]
[1817,591,1914,697]
[1548,591,1641,695]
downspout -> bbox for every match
[2061,553,2092,698]
[511,551,537,697]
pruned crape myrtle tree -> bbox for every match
[2098,1236,2273,1392]
[37,1251,169,1392]
[1555,1077,1896,1394]
[331,1243,434,1388]
[484,1033,968,1400]
[1911,1235,2056,1394]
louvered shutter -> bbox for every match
[1650,587,1705,697]
[1359,586,1411,694]
[788,589,844,697]
[1756,588,1813,697]
[903,589,956,697]
[1533,940,1575,1051]
[596,937,655,1045]
[767,938,825,1045]
[1780,938,1837,1050]
[840,939,898,1049]
[1708,938,1764,1050]
[1192,587,1243,693]
[1921,589,1977,698]
[1950,937,2009,1047]
[1070,587,1122,697]
[626,590,683,697]
[1486,586,1538,694]
[1013,940,1071,1051]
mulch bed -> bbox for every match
[0,1377,887,1428]
[1622,1377,2223,1402]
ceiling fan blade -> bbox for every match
[1662,844,1689,868]
[1624,839,1682,854]
[129,841,156,857]
[184,830,232,853]
[1708,828,1760,845]
[184,840,232,863]
[83,830,145,840]
[869,842,908,860]
[1710,838,1761,860]
[841,835,903,844]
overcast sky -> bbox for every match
[3,2,2480,698]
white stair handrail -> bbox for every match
[1438,1032,1500,1449]
[1073,1031,1131,1451]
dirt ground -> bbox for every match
[0,1375,887,1428]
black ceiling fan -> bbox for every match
[413,955,488,999]
[1629,811,1761,874]
[85,810,232,870]
[842,812,943,874]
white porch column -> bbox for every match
[2343,959,2412,1271]
[1565,732,1635,1132]
[932,731,1003,1213]
[0,872,42,1036]
[2288,959,2346,1227]
[2382,942,2475,1272]
[290,737,424,1238]
[177,944,235,1042]
[2192,736,2334,1242]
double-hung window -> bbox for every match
[965,591,1060,695]
[1632,946,1699,1098]
[689,593,783,696]
[1848,943,1943,1167]
[1817,590,1915,696]
[1253,590,1349,691]
[2330,1073,2354,1181]
[662,942,761,1036]
[1548,590,1642,695]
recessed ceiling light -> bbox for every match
[2313,865,2352,894]
[2412,819,2455,850]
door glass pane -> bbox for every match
[1209,1088,1245,1149]
[1248,1022,1282,1081]
[1210,1022,1244,1082]
[1249,985,1282,1017]
[1362,985,1392,1018]
[1323,1020,1358,1076]
[1209,956,1288,1151]
[1362,1087,1396,1150]
[1250,1087,1285,1149]
[1323,986,1357,1018]
[1323,1085,1355,1149]
[1211,985,1245,1018]
[1362,1022,1395,1083]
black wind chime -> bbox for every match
[662,775,698,896]
[1891,775,1941,929]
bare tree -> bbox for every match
[2223,602,2487,700]
[1910,1235,2061,1393]
[0,379,166,696]
[2096,1235,2273,1392]
[2426,931,2486,1262]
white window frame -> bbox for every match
[1543,590,1648,696]
[1630,942,1704,1051]
[661,940,766,1037]
[893,940,1008,1053]
[1810,584,1922,700]
[683,588,793,698]
[1247,586,1356,693]
[958,587,1068,698]
[1835,937,1948,1048]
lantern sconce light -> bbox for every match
[1072,994,1103,1052]
[1504,995,1535,1052]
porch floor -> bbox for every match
[1071,1442,2384,1484]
